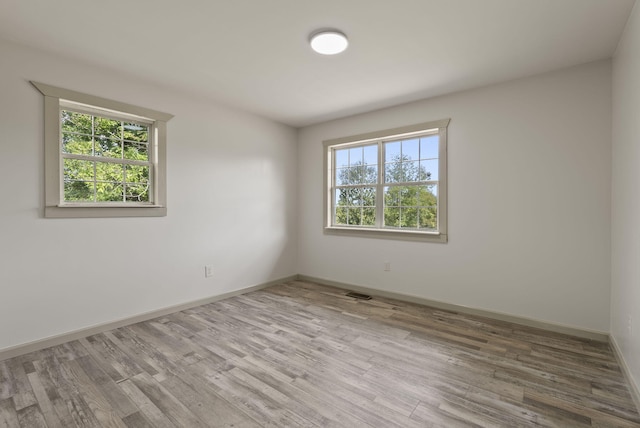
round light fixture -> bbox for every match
[310,30,348,55]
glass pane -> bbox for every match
[385,162,402,183]
[399,186,419,206]
[402,138,419,161]
[403,207,418,228]
[96,162,123,182]
[64,180,94,202]
[363,165,377,184]
[347,187,361,206]
[335,207,348,225]
[125,183,149,202]
[418,185,438,206]
[356,166,367,185]
[420,135,439,160]
[347,207,361,225]
[362,207,376,226]
[62,133,92,155]
[64,158,94,182]
[95,137,122,158]
[61,110,92,135]
[385,141,401,163]
[335,167,348,186]
[125,165,149,184]
[419,206,438,229]
[384,186,400,207]
[335,188,348,206]
[361,187,376,207]
[402,161,421,182]
[94,116,122,141]
[338,166,364,185]
[426,183,438,198]
[335,149,349,168]
[351,167,361,185]
[348,147,362,166]
[96,182,124,202]
[384,207,400,227]
[123,123,148,142]
[363,145,377,166]
[350,187,363,206]
[420,159,438,181]
[123,141,149,161]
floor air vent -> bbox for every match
[345,291,372,300]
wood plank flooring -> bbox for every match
[0,280,639,427]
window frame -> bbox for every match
[32,82,173,218]
[323,119,450,243]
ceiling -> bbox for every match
[0,0,635,127]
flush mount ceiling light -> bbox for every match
[310,30,349,55]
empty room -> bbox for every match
[1,0,640,426]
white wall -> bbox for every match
[612,1,640,398]
[0,39,298,351]
[298,61,612,333]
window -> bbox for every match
[32,82,173,218]
[324,119,450,242]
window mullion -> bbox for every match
[122,154,127,203]
[91,114,95,156]
[57,108,64,204]
[377,140,384,229]
[91,114,97,202]
[331,148,335,226]
[62,153,150,167]
[92,158,97,202]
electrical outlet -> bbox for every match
[205,265,214,278]
[384,261,391,272]
[628,316,633,335]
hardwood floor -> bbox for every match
[0,280,639,427]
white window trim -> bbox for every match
[32,82,173,218]
[323,119,450,243]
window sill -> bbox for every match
[45,205,167,218]
[324,226,447,243]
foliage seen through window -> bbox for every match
[61,110,151,203]
[333,134,439,231]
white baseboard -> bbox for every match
[0,275,297,362]
[610,334,640,414]
[297,274,610,342]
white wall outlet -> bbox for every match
[628,316,633,335]
[384,261,391,272]
[205,265,214,278]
